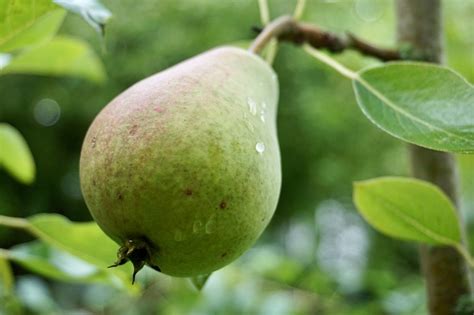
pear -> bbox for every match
[79,46,281,280]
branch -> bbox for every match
[0,215,29,229]
[396,0,472,313]
[346,32,401,61]
[250,16,401,62]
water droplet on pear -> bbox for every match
[256,142,265,154]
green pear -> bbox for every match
[79,46,281,280]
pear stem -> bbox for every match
[249,16,295,55]
[249,16,402,62]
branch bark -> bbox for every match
[249,16,401,61]
[396,1,472,314]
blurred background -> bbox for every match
[1,0,473,314]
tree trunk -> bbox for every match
[396,1,471,314]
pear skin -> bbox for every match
[80,47,281,277]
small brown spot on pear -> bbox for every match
[154,105,166,113]
[129,124,138,135]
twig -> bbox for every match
[257,0,279,65]
[249,16,295,55]
[258,0,271,25]
[249,16,401,62]
[346,32,401,61]
[293,0,307,20]
[0,215,29,229]
[303,45,357,80]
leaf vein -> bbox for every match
[356,76,469,143]
[364,188,459,245]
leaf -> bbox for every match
[25,214,138,293]
[0,9,66,52]
[0,214,139,293]
[28,214,121,269]
[7,241,116,285]
[0,255,21,315]
[353,62,474,153]
[353,177,462,245]
[190,274,211,291]
[0,36,106,83]
[0,53,11,70]
[0,123,35,184]
[0,0,60,48]
[0,255,14,295]
[1,10,66,53]
[53,0,111,36]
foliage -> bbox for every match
[354,177,461,246]
[0,0,105,82]
[353,62,474,154]
[0,214,137,293]
[53,0,111,35]
[0,0,63,52]
[0,1,473,314]
[2,36,106,82]
[0,0,106,184]
[0,124,35,184]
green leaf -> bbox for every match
[353,62,474,153]
[0,9,66,52]
[7,241,116,285]
[53,0,111,35]
[0,255,21,315]
[0,36,106,83]
[0,0,60,48]
[27,214,117,267]
[25,214,138,293]
[353,177,462,245]
[0,255,13,295]
[0,123,35,184]
[0,214,139,293]
[190,274,211,291]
